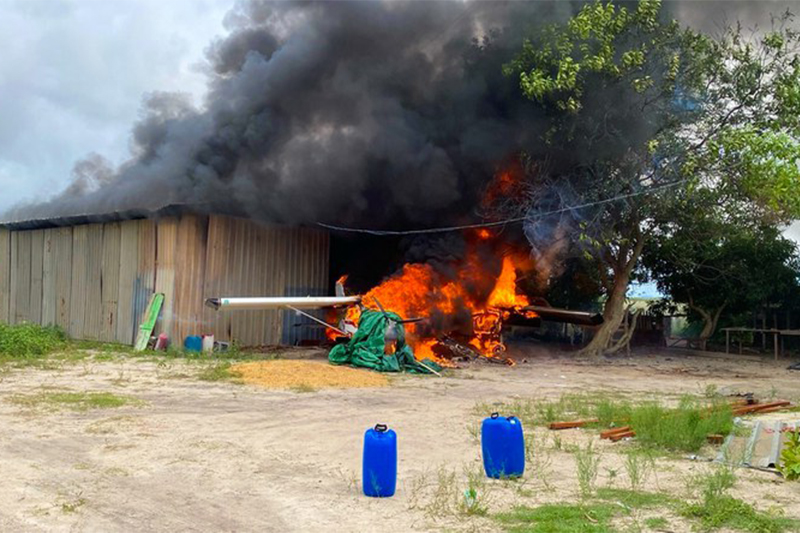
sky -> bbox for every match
[0,0,232,212]
[1,0,800,242]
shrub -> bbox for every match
[0,323,66,358]
[779,429,800,481]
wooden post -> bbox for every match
[726,329,730,354]
[775,331,779,361]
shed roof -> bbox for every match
[0,203,201,231]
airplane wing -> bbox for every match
[204,296,361,311]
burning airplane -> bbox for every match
[205,231,602,366]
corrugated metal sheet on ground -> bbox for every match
[718,419,800,469]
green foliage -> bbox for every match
[643,212,800,343]
[505,0,674,113]
[0,323,66,358]
[497,1,800,357]
[779,429,800,481]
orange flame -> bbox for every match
[339,247,535,363]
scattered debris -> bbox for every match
[609,430,636,442]
[600,426,631,439]
[788,361,800,371]
[732,400,792,416]
[548,419,599,430]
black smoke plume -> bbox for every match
[5,0,586,228]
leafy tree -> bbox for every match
[643,192,800,348]
[498,0,800,356]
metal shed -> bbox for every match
[0,209,330,347]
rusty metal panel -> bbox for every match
[8,232,16,324]
[100,222,121,342]
[41,229,56,326]
[173,215,208,344]
[69,225,88,338]
[155,217,178,339]
[29,230,44,324]
[116,220,139,344]
[14,230,32,324]
[82,224,104,340]
[134,219,157,336]
[0,228,9,323]
[53,227,72,331]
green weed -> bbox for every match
[481,393,733,454]
[631,396,733,453]
[681,466,800,532]
[625,449,655,491]
[644,516,669,530]
[197,362,241,382]
[595,488,673,509]
[575,442,600,499]
[0,323,66,358]
[778,429,800,481]
[495,503,617,533]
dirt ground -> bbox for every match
[0,346,798,532]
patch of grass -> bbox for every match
[290,384,317,393]
[478,392,733,453]
[681,466,800,533]
[595,488,673,509]
[631,396,733,453]
[197,362,241,382]
[407,464,494,520]
[644,516,669,530]
[682,495,799,532]
[0,323,66,359]
[60,497,87,514]
[11,391,140,411]
[496,487,678,532]
[496,503,618,533]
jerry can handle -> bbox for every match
[491,412,499,419]
[374,424,388,432]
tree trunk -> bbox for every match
[579,236,645,357]
[579,269,631,357]
[689,299,726,351]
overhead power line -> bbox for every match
[317,180,686,236]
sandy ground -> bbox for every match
[0,347,798,532]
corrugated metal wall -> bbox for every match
[0,215,329,346]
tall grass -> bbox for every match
[631,397,733,452]
[478,392,734,453]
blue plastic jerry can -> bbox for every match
[362,424,397,497]
[481,412,525,478]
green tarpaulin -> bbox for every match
[329,310,441,374]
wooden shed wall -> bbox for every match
[0,215,330,346]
